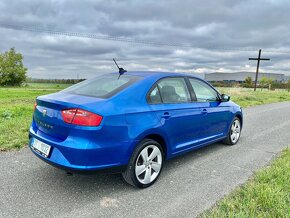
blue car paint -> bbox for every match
[29,71,243,172]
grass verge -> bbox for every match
[201,148,290,218]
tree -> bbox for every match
[0,48,27,86]
[259,76,273,90]
[259,76,268,90]
[267,78,273,90]
[244,76,252,88]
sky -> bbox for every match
[0,0,290,79]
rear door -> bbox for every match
[188,78,231,141]
[148,77,203,155]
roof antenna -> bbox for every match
[113,58,127,79]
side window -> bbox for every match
[157,78,190,103]
[148,85,162,104]
[189,79,219,102]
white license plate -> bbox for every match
[31,138,51,157]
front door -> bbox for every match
[188,78,231,142]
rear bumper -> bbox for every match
[29,126,133,173]
[30,146,126,174]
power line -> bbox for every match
[263,50,290,54]
[0,22,198,48]
[1,22,290,54]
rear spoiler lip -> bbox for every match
[36,92,109,117]
[36,92,105,108]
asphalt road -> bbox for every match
[1,102,290,218]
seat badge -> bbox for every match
[42,109,47,117]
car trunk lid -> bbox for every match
[34,92,104,140]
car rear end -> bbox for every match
[29,74,142,172]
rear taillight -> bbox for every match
[62,109,77,124]
[61,108,103,126]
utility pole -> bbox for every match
[249,49,270,91]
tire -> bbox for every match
[223,117,241,145]
[122,139,164,188]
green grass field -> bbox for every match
[1,85,290,151]
[0,83,71,151]
[202,148,290,218]
[218,87,290,108]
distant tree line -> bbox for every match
[26,78,85,84]
[211,76,290,90]
[2,48,289,90]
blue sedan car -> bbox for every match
[29,71,243,188]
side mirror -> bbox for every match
[220,94,230,102]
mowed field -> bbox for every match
[1,84,290,151]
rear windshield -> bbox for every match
[61,74,141,98]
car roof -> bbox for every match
[110,71,201,79]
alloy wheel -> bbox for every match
[230,119,241,143]
[135,145,162,185]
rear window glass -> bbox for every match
[61,74,141,98]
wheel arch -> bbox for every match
[235,113,243,129]
[143,134,168,159]
[130,130,170,160]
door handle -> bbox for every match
[161,112,171,119]
[201,109,208,115]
